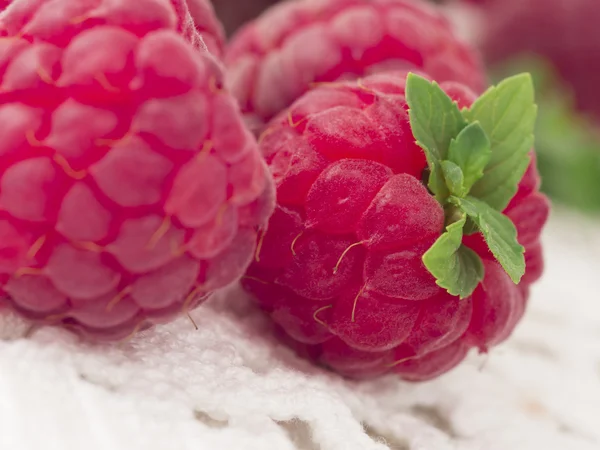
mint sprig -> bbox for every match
[406,73,537,298]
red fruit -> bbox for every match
[225,0,485,130]
[241,71,549,380]
[0,0,273,341]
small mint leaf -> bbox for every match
[447,121,492,194]
[451,196,525,284]
[406,73,467,201]
[441,160,466,197]
[463,73,537,211]
[423,215,485,299]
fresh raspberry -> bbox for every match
[242,71,549,381]
[0,0,273,341]
[170,0,225,57]
[225,0,486,130]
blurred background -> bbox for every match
[214,0,600,216]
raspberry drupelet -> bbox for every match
[242,70,549,381]
[225,0,486,131]
[0,0,274,341]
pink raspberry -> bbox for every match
[0,0,274,341]
[242,71,549,381]
[225,0,486,130]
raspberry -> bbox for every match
[0,0,273,341]
[225,0,485,130]
[242,71,549,381]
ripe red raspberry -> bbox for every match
[242,71,549,381]
[0,0,274,341]
[225,0,486,130]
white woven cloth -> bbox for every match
[1,211,599,450]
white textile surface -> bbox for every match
[1,211,599,450]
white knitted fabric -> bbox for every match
[1,211,599,450]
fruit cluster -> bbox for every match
[0,0,549,381]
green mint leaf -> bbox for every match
[441,160,466,197]
[451,196,525,284]
[423,215,485,299]
[463,73,537,211]
[447,121,492,195]
[406,73,467,201]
